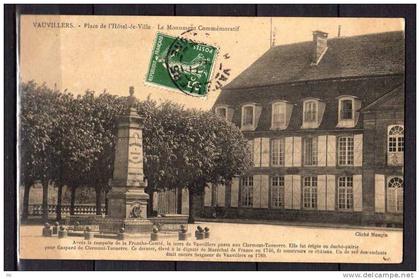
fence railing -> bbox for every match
[28,204,106,216]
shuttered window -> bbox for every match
[303,176,317,209]
[211,184,218,207]
[374,174,385,213]
[204,186,212,207]
[247,140,254,165]
[337,176,353,210]
[271,176,284,208]
[240,176,253,207]
[272,102,286,128]
[217,184,225,207]
[230,178,239,207]
[338,136,354,166]
[387,177,403,213]
[303,137,318,166]
[271,138,285,166]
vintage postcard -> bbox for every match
[18,15,405,263]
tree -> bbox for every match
[141,101,251,223]
[53,91,109,218]
[20,81,63,222]
[83,91,126,215]
[180,110,252,222]
[20,82,107,221]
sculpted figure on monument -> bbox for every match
[127,86,137,110]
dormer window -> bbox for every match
[271,100,293,130]
[304,100,317,123]
[215,105,234,122]
[241,103,261,131]
[216,107,227,119]
[302,98,325,129]
[340,100,353,120]
[243,105,254,126]
[272,102,286,127]
[337,96,361,128]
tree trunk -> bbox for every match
[42,180,49,223]
[188,189,195,224]
[56,183,63,221]
[70,187,76,215]
[95,186,102,215]
[176,188,183,214]
[105,191,109,215]
[21,183,31,222]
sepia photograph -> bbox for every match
[16,14,406,264]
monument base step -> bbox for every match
[96,217,153,234]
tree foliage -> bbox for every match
[20,81,251,221]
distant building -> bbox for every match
[202,31,404,227]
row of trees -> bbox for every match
[20,81,252,222]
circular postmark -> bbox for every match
[165,32,218,97]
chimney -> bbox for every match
[312,30,328,65]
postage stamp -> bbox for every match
[146,32,218,97]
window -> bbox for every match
[338,176,353,210]
[304,100,317,122]
[303,137,318,166]
[271,176,284,208]
[388,125,404,166]
[338,136,354,166]
[240,176,253,207]
[272,102,286,128]
[387,177,403,213]
[271,138,285,166]
[216,107,227,119]
[247,140,254,165]
[302,99,325,129]
[337,96,360,128]
[303,176,317,209]
[242,105,254,127]
[340,100,353,120]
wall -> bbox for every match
[200,75,404,227]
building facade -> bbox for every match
[152,188,189,215]
[201,31,404,227]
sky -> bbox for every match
[20,16,404,110]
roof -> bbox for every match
[215,76,404,132]
[223,31,404,90]
[360,84,404,112]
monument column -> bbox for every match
[104,86,152,233]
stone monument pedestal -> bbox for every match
[98,188,153,233]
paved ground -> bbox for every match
[19,221,402,263]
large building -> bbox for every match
[201,31,404,227]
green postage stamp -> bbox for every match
[146,33,218,97]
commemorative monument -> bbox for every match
[97,86,153,233]
[62,86,188,236]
